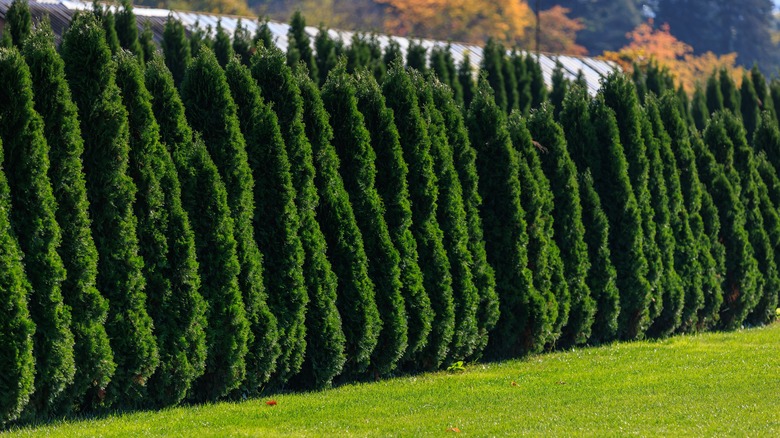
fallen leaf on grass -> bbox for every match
[446,427,461,433]
[266,400,278,406]
[511,381,518,387]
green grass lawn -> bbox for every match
[7,323,780,437]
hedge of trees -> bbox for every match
[1,1,780,425]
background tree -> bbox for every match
[162,17,191,87]
[458,54,477,109]
[232,19,252,65]
[315,26,340,87]
[527,56,547,110]
[287,11,318,80]
[213,20,234,67]
[480,39,507,113]
[116,0,142,59]
[139,21,156,63]
[406,39,427,73]
[5,0,32,47]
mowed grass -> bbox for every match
[7,323,780,437]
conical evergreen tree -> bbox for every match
[287,11,317,81]
[295,66,381,378]
[21,27,115,412]
[706,71,724,115]
[253,17,273,49]
[418,76,478,362]
[502,52,519,113]
[480,39,507,113]
[549,62,568,117]
[0,137,35,426]
[139,20,156,63]
[429,44,463,105]
[5,0,31,47]
[0,47,74,416]
[691,82,710,131]
[719,68,740,114]
[458,53,476,109]
[115,51,207,407]
[213,20,234,68]
[144,56,249,401]
[181,49,278,394]
[466,78,548,357]
[383,65,455,368]
[353,70,433,364]
[250,46,342,382]
[751,65,775,120]
[232,19,252,65]
[162,16,191,87]
[741,73,761,137]
[61,13,158,407]
[383,39,403,66]
[512,51,532,116]
[314,26,339,87]
[406,39,427,73]
[116,0,142,59]
[322,67,407,374]
[225,59,336,389]
[94,5,120,55]
[431,79,499,358]
[527,55,547,110]
[190,20,213,55]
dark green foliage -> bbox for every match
[232,20,252,65]
[251,46,342,382]
[383,39,403,66]
[225,59,333,389]
[429,44,463,105]
[253,18,273,49]
[0,47,75,415]
[115,51,207,407]
[418,76,478,362]
[512,51,532,116]
[353,70,433,364]
[706,71,724,115]
[62,12,160,407]
[181,49,278,395]
[144,56,249,402]
[691,83,710,131]
[480,39,507,113]
[431,79,498,359]
[21,26,115,412]
[297,67,380,377]
[5,0,31,46]
[139,21,156,63]
[740,73,761,137]
[190,21,212,55]
[406,40,427,73]
[287,11,317,81]
[502,52,519,113]
[751,65,774,120]
[383,66,455,368]
[466,78,547,358]
[0,137,35,426]
[315,26,339,87]
[97,8,120,55]
[213,20,234,68]
[526,55,547,110]
[719,68,740,114]
[457,53,476,109]
[344,34,385,84]
[528,104,596,347]
[162,16,191,87]
[549,62,568,118]
[754,110,780,171]
[116,0,142,59]
[322,67,408,374]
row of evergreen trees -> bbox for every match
[1,1,779,426]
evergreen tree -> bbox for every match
[139,21,156,63]
[190,20,212,56]
[251,46,342,381]
[225,59,336,389]
[21,26,115,412]
[383,39,403,66]
[720,68,741,114]
[512,51,532,116]
[115,0,142,59]
[181,49,277,394]
[61,12,158,406]
[706,71,724,115]
[0,137,35,426]
[418,76,478,362]
[353,70,433,364]
[429,44,463,105]
[466,78,548,357]
[287,11,317,81]
[322,67,407,374]
[480,39,507,113]
[458,53,476,109]
[115,51,208,407]
[754,110,780,172]
[406,39,427,73]
[383,65,455,368]
[0,47,74,415]
[162,16,190,87]
[213,20,234,68]
[229,19,251,65]
[97,7,121,55]
[253,17,273,49]
[751,65,775,120]
[5,0,32,47]
[144,56,250,401]
[502,51,519,113]
[740,73,761,137]
[691,82,710,131]
[295,66,380,377]
[527,55,547,110]
[549,62,568,118]
[315,26,339,87]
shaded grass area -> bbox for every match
[7,323,780,436]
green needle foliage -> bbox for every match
[232,20,252,65]
[314,26,339,87]
[406,40,427,73]
[180,49,278,395]
[139,21,156,63]
[297,66,380,377]
[528,104,595,347]
[287,11,317,81]
[0,47,75,415]
[719,69,740,114]
[691,83,709,131]
[21,26,115,412]
[419,76,478,362]
[213,20,234,68]
[740,73,761,137]
[429,44,463,105]
[502,52,519,113]
[353,69,433,364]
[190,20,212,57]
[162,16,191,87]
[706,72,724,115]
[115,51,208,407]
[225,59,318,389]
[481,39,507,113]
[144,56,249,402]
[512,51,532,116]
[5,0,31,47]
[431,79,498,359]
[549,62,568,118]
[61,13,158,407]
[526,55,547,110]
[466,78,547,358]
[251,46,340,383]
[115,0,142,59]
[384,65,455,369]
[93,4,120,55]
[0,137,35,427]
[253,18,273,49]
[458,53,476,109]
[322,67,407,375]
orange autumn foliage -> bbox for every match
[534,6,587,56]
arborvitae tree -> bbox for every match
[588,97,652,340]
[352,69,433,364]
[549,62,568,117]
[144,56,249,401]
[751,65,775,120]
[253,17,273,48]
[1,30,12,48]
[294,67,380,378]
[417,76,478,362]
[321,67,407,374]
[740,73,761,137]
[559,86,620,344]
[406,39,427,73]
[180,49,278,394]
[0,47,74,415]
[224,59,337,389]
[706,71,724,115]
[526,55,547,110]
[754,110,780,172]
[480,39,507,112]
[502,51,519,113]
[213,20,234,68]
[250,46,341,381]
[507,112,563,346]
[0,137,35,426]
[315,26,339,87]
[383,65,455,368]
[346,33,370,73]
[632,64,647,102]
[21,27,115,412]
[61,14,158,407]
[698,115,761,329]
[5,0,32,47]
[190,21,212,55]
[466,78,548,358]
[429,44,463,104]
[719,68,740,114]
[231,20,252,65]
[601,74,663,328]
[115,0,142,59]
[162,16,191,87]
[139,21,156,63]
[755,152,780,324]
[98,8,121,55]
[458,53,476,109]
[286,11,317,81]
[691,83,710,131]
[641,98,686,337]
[383,39,403,66]
[431,79,498,358]
[114,51,207,407]
[512,51,532,116]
